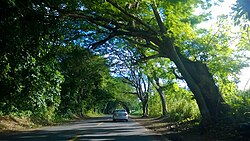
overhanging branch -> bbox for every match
[151,3,167,33]
[106,0,158,34]
[133,54,160,65]
[90,32,117,49]
[116,30,162,47]
[124,37,159,51]
[67,13,115,31]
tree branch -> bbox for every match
[124,37,159,51]
[90,32,117,49]
[154,77,161,88]
[151,3,167,33]
[67,13,115,31]
[106,0,158,34]
[124,92,138,95]
[171,67,184,80]
[133,54,160,65]
[116,30,162,47]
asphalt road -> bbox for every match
[0,115,163,141]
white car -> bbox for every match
[113,109,128,122]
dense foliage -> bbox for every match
[0,0,137,121]
[0,0,249,127]
[57,45,112,117]
[0,1,63,119]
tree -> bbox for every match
[0,0,63,118]
[232,0,250,30]
[108,46,151,117]
[125,67,151,117]
[151,77,168,117]
[143,58,175,117]
[233,0,250,21]
[6,0,247,125]
[102,77,139,114]
[49,0,230,124]
[57,45,111,116]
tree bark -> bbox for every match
[153,78,168,117]
[142,100,148,117]
[177,50,229,120]
[159,37,229,125]
[157,87,168,117]
[151,4,228,124]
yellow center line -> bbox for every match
[68,135,80,141]
[97,122,103,126]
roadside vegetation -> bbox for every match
[0,0,249,140]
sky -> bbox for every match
[195,0,250,90]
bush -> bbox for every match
[148,93,162,117]
[166,88,200,121]
[226,89,250,122]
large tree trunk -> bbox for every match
[157,87,168,117]
[154,78,168,117]
[160,37,229,125]
[178,53,229,123]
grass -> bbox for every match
[85,111,105,117]
[0,115,38,133]
[0,111,105,133]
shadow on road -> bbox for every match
[0,126,161,141]
[0,116,162,141]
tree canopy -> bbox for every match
[0,0,249,128]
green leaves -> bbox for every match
[232,0,250,27]
[0,0,64,118]
[1,0,249,123]
[57,45,115,115]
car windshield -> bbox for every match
[114,109,126,113]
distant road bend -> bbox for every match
[0,115,163,141]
